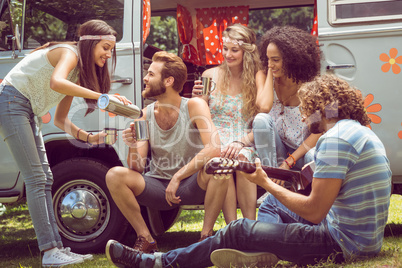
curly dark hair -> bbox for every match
[298,74,371,126]
[259,26,321,84]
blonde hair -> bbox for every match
[218,24,262,120]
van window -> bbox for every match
[249,6,314,40]
[0,0,124,51]
[146,6,314,57]
[328,0,402,25]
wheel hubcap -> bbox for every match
[53,180,110,242]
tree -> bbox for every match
[249,7,314,42]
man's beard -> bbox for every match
[142,80,167,98]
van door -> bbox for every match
[317,0,402,189]
[0,0,24,192]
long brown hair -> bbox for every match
[31,20,117,115]
[77,20,117,115]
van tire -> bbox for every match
[52,158,128,253]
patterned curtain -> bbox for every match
[311,0,318,38]
[196,6,249,66]
[177,4,201,65]
[143,0,151,44]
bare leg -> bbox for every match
[222,176,237,224]
[197,170,229,237]
[236,171,257,220]
[106,166,154,242]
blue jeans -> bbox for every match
[0,85,62,251]
[253,113,314,169]
[161,194,343,268]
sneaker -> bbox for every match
[60,247,93,261]
[210,248,279,268]
[42,247,84,267]
[133,235,158,253]
[106,239,155,268]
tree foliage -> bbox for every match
[146,15,178,54]
[249,7,314,41]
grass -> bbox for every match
[0,195,401,268]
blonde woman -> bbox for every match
[193,24,272,225]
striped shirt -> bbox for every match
[314,119,391,260]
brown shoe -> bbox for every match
[133,235,158,253]
[198,229,214,242]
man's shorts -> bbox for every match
[136,172,206,211]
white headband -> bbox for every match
[222,36,246,46]
[79,35,116,41]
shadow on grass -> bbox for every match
[384,223,402,237]
[157,231,201,252]
[0,210,40,260]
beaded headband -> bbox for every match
[222,36,246,46]
[79,35,116,41]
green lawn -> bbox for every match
[0,195,401,267]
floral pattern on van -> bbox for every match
[363,94,381,130]
[41,113,52,124]
[380,48,402,74]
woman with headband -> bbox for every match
[0,19,130,267]
[192,24,272,227]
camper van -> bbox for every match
[0,0,401,252]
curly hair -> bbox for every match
[298,74,371,126]
[259,26,321,84]
[219,24,262,120]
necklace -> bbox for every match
[274,78,300,115]
[277,91,298,115]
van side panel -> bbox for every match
[318,0,402,186]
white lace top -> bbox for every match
[4,44,79,117]
[270,91,311,149]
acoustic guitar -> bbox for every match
[204,157,314,193]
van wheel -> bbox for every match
[52,158,128,253]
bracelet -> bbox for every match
[287,153,296,168]
[86,132,93,145]
[284,159,292,168]
[76,128,82,140]
[232,141,246,147]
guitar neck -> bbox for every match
[237,161,313,191]
[237,161,300,180]
[204,158,313,191]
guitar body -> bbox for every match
[204,157,314,192]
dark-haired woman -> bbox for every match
[0,19,130,267]
[253,26,322,174]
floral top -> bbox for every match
[209,91,256,160]
[269,91,311,149]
